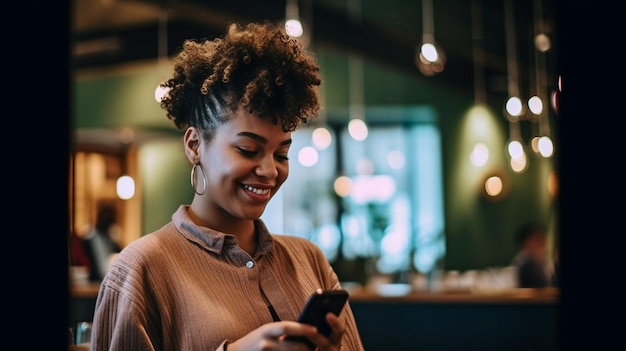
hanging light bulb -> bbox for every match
[285,0,302,37]
[116,175,135,200]
[310,41,333,151]
[507,139,527,173]
[416,0,446,76]
[532,0,554,159]
[420,42,438,63]
[503,0,524,121]
[285,18,303,37]
[312,127,332,150]
[154,6,170,103]
[485,176,503,197]
[527,95,543,115]
[284,2,302,37]
[348,54,368,141]
[502,0,527,172]
[471,142,489,167]
[538,136,554,157]
[505,96,524,118]
[348,118,368,141]
[346,0,368,141]
[155,82,169,103]
[285,0,310,47]
[297,146,319,167]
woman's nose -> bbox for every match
[255,157,279,178]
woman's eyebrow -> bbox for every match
[237,131,292,146]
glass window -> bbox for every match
[263,109,445,283]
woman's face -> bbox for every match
[198,108,292,222]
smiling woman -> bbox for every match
[89,21,364,351]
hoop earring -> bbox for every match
[190,163,207,195]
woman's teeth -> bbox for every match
[243,184,270,195]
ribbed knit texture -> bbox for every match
[91,205,364,350]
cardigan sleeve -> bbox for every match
[91,279,159,351]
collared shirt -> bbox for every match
[91,205,364,351]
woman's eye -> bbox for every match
[238,148,257,157]
[275,154,289,162]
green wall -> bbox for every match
[138,138,191,234]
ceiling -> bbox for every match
[72,0,559,111]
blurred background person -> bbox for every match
[69,229,93,286]
[511,221,556,288]
[82,204,122,282]
[69,230,92,269]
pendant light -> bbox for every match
[416,0,446,76]
[154,5,170,103]
[503,0,527,173]
[529,0,554,158]
[469,0,490,169]
[285,0,311,48]
[347,0,368,142]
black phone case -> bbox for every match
[285,289,349,348]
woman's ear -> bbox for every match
[184,127,201,164]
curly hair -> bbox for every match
[159,21,321,137]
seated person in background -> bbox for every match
[512,221,555,288]
[82,204,122,282]
[69,230,92,269]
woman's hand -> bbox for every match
[293,312,345,351]
[226,313,345,351]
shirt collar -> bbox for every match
[172,205,274,257]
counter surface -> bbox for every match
[71,283,101,298]
[347,287,558,303]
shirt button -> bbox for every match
[246,261,254,269]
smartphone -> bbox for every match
[285,289,349,348]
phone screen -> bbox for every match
[285,289,349,348]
